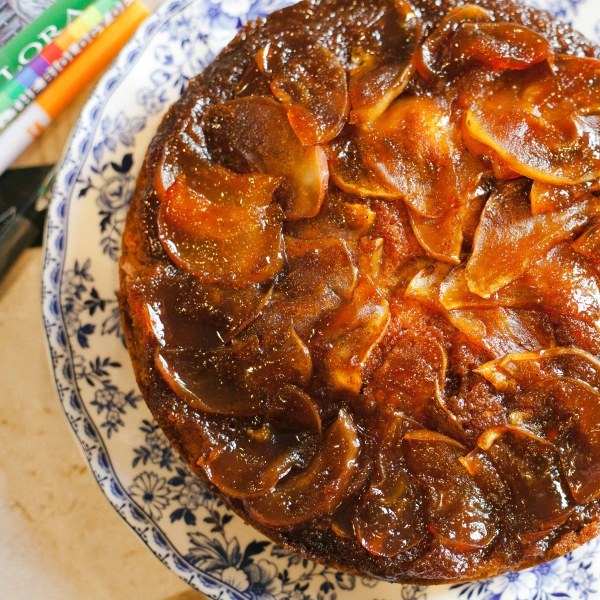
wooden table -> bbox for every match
[0,3,208,597]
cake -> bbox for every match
[118,0,600,584]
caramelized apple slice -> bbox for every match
[475,347,600,394]
[156,347,267,416]
[368,334,447,423]
[526,244,600,323]
[315,277,390,394]
[256,237,357,338]
[460,448,513,511]
[465,180,600,298]
[404,430,496,551]
[285,192,376,241]
[417,4,492,79]
[203,97,329,220]
[477,426,574,533]
[347,0,421,123]
[408,205,463,265]
[420,19,551,80]
[573,225,600,262]
[354,414,426,557]
[156,135,282,206]
[134,265,273,347]
[440,265,541,311]
[411,132,490,263]
[521,378,600,504]
[200,386,322,498]
[461,118,522,181]
[358,237,384,283]
[245,409,360,526]
[200,432,313,499]
[234,61,273,98]
[530,181,599,215]
[158,179,284,286]
[465,56,600,185]
[447,308,555,358]
[405,262,453,311]
[266,385,322,434]
[456,23,551,70]
[284,237,357,302]
[367,97,459,219]
[257,37,348,145]
[327,130,401,199]
[242,322,314,396]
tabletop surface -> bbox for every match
[0,1,208,596]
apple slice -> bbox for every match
[408,205,463,265]
[530,181,599,215]
[266,385,322,434]
[465,56,600,185]
[234,61,274,99]
[285,191,376,241]
[257,37,348,145]
[200,432,312,500]
[477,426,574,533]
[155,347,266,416]
[405,262,453,311]
[347,0,421,123]
[368,334,447,424]
[526,244,600,324]
[199,386,322,499]
[242,321,314,396]
[255,237,357,339]
[440,265,541,311]
[158,179,284,287]
[421,19,551,80]
[446,308,555,359]
[404,430,497,551]
[201,442,298,500]
[409,133,490,263]
[315,276,390,394]
[283,237,358,302]
[572,225,600,263]
[465,180,600,298]
[520,377,600,504]
[203,97,329,220]
[475,347,600,393]
[358,237,385,283]
[245,409,361,527]
[460,449,513,512]
[135,265,273,348]
[155,134,282,206]
[461,117,522,181]
[417,4,492,79]
[327,129,402,199]
[366,97,460,219]
[354,414,426,557]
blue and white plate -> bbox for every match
[41,0,600,598]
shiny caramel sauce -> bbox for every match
[124,0,600,582]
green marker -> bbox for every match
[0,0,95,84]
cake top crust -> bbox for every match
[119,0,600,584]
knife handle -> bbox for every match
[0,213,38,284]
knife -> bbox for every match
[0,164,55,284]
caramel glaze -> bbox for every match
[119,0,600,584]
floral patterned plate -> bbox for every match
[41,0,600,598]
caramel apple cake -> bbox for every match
[119,0,600,584]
